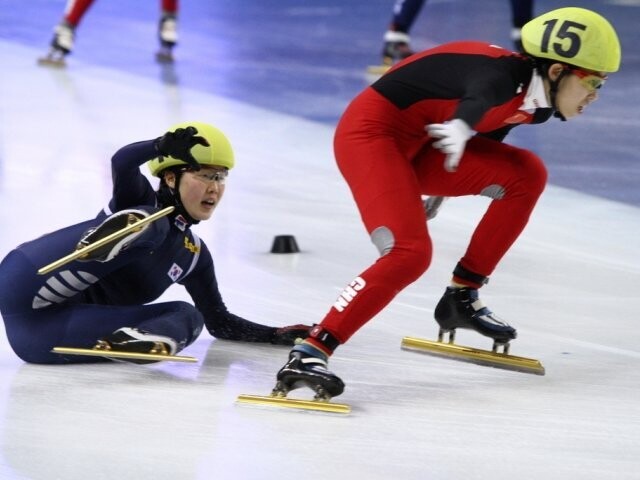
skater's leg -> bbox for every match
[276,111,432,396]
[314,124,431,345]
[381,0,426,64]
[64,0,97,27]
[415,135,548,280]
[509,0,534,51]
[157,0,179,62]
[391,0,426,32]
[161,0,178,15]
[2,302,203,365]
[414,135,547,341]
[39,0,96,64]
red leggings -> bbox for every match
[64,0,178,26]
[320,94,547,344]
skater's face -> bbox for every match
[548,63,603,119]
[164,167,227,221]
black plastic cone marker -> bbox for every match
[270,235,300,254]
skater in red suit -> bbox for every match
[38,0,179,66]
[274,7,622,399]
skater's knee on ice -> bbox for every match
[8,336,69,364]
[173,301,204,337]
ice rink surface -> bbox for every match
[0,1,639,479]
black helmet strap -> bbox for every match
[156,168,200,226]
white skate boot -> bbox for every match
[156,15,178,63]
[38,22,74,67]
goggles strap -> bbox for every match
[550,69,569,122]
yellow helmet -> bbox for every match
[521,7,621,72]
[147,121,235,177]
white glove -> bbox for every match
[426,119,474,172]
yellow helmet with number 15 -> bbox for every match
[521,7,621,73]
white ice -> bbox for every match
[0,41,639,480]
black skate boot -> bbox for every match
[434,287,517,349]
[94,327,178,364]
[75,209,149,262]
[381,31,414,66]
[38,22,74,67]
[156,15,178,63]
[274,351,345,400]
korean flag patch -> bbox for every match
[167,263,183,282]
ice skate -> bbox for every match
[53,327,197,364]
[367,31,414,75]
[401,287,544,375]
[274,351,345,399]
[38,206,174,275]
[237,351,350,413]
[434,287,517,348]
[75,209,150,262]
[155,15,177,64]
[38,22,74,68]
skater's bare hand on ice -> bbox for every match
[154,126,209,171]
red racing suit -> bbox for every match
[321,41,552,344]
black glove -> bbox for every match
[270,324,312,346]
[154,126,209,171]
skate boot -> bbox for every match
[75,209,149,262]
[434,287,517,350]
[156,15,178,63]
[94,327,178,364]
[274,351,345,400]
[381,30,415,66]
[38,22,74,67]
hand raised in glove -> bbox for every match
[426,119,474,172]
[270,323,312,346]
[154,126,209,171]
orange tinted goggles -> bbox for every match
[568,68,607,92]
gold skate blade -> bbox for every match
[401,336,545,375]
[236,394,351,414]
[52,347,198,363]
[366,64,391,75]
[37,57,66,68]
[38,206,175,275]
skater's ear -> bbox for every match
[547,63,565,82]
[162,170,177,189]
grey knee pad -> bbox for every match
[480,184,505,200]
[371,226,395,256]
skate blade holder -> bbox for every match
[401,336,545,376]
[38,206,175,275]
[236,394,351,414]
[52,346,198,363]
[37,49,67,68]
[438,329,511,355]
